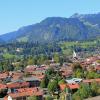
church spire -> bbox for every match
[73,50,77,58]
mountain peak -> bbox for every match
[70,13,80,18]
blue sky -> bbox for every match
[0,0,100,35]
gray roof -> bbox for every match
[11,79,24,83]
[23,77,40,81]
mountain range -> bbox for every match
[1,12,100,43]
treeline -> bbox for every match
[0,42,61,55]
[0,39,100,71]
[0,42,63,71]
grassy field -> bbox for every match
[3,53,16,59]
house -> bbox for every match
[66,78,82,84]
[10,71,24,82]
[67,83,79,89]
[24,65,46,80]
[59,83,67,91]
[83,78,100,85]
[95,65,100,73]
[6,82,30,93]
[59,83,79,93]
[0,72,8,81]
[32,71,45,80]
[60,66,73,78]
[23,77,40,87]
[0,83,7,90]
[4,87,44,100]
[25,65,37,72]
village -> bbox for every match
[1,0,100,100]
[0,51,99,100]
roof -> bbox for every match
[86,56,100,62]
[5,87,43,98]
[10,71,24,82]
[23,72,45,81]
[7,82,29,89]
[35,75,45,80]
[0,83,7,89]
[66,78,82,84]
[25,65,36,72]
[59,83,79,90]
[95,66,100,70]
[59,84,67,91]
[83,78,100,83]
[67,83,79,89]
[23,76,40,81]
[60,66,73,77]
[66,80,76,84]
[0,72,8,79]
[25,65,48,72]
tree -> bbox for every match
[40,79,46,88]
[73,69,84,78]
[72,63,84,78]
[45,96,53,100]
[46,68,54,75]
[87,71,100,79]
[38,54,47,64]
[91,81,98,96]
[72,91,81,100]
[97,88,100,95]
[72,62,82,71]
[27,57,34,65]
[73,83,92,100]
[0,66,3,72]
[59,56,64,65]
[28,96,40,100]
[55,73,62,82]
[47,80,58,94]
[78,84,92,99]
[8,64,14,71]
[40,75,49,88]
[46,68,54,79]
[58,79,66,85]
[53,53,60,63]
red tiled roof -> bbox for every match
[29,71,45,80]
[59,84,67,91]
[59,83,79,90]
[86,56,100,62]
[0,84,7,89]
[10,72,23,81]
[5,87,43,98]
[95,66,100,70]
[7,82,29,89]
[67,83,79,89]
[25,65,37,72]
[25,65,48,73]
[60,67,73,77]
[36,67,45,71]
[0,73,8,79]
[83,78,100,83]
[35,75,45,80]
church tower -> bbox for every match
[73,50,77,58]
